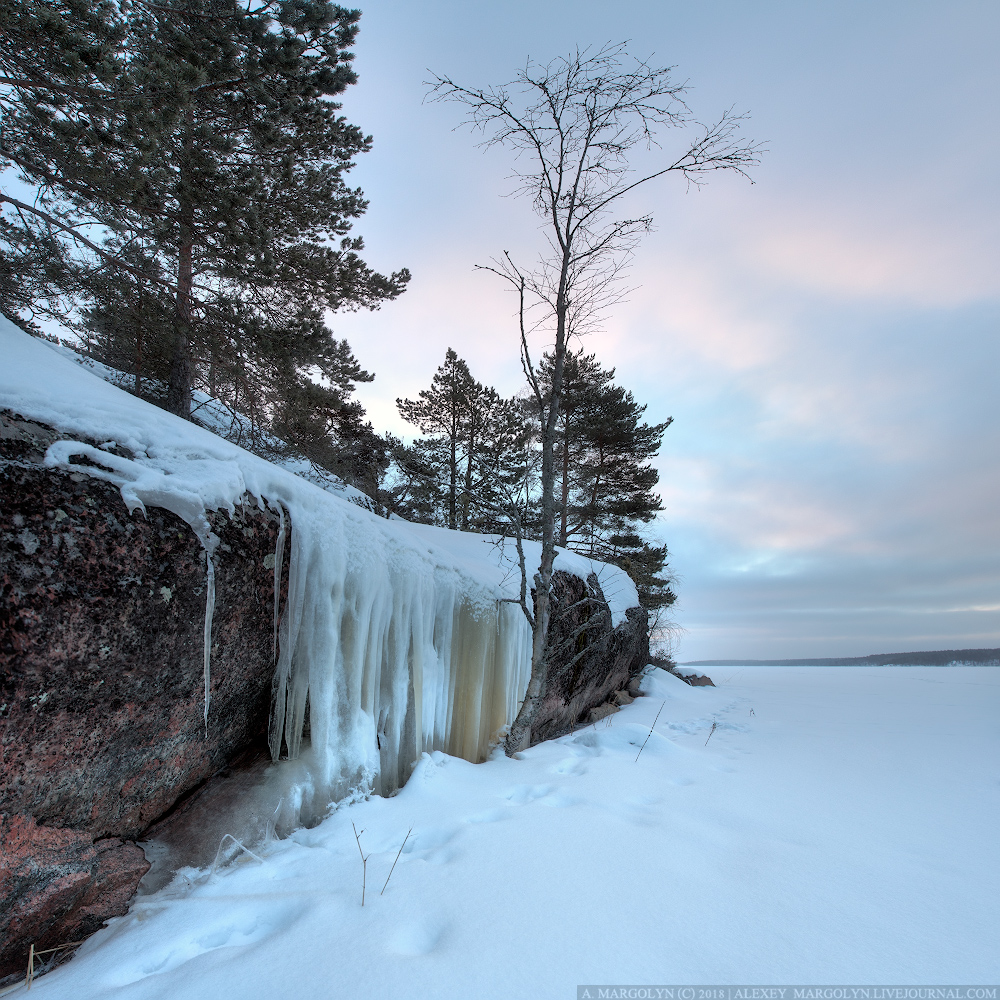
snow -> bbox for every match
[672,665,703,678]
[16,665,1000,996]
[0,318,637,816]
[39,338,383,512]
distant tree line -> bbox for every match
[683,649,1000,667]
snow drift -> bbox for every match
[0,318,638,820]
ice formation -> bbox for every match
[1,318,639,818]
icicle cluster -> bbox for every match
[265,500,532,803]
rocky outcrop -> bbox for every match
[668,666,715,687]
[0,409,650,979]
[0,814,150,978]
[530,570,649,745]
[1,410,287,979]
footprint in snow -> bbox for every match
[388,919,445,957]
[405,825,460,864]
[111,903,303,985]
[539,791,581,808]
[504,784,580,808]
[505,783,553,804]
[567,731,603,755]
[464,807,510,824]
[622,794,661,826]
[551,757,588,776]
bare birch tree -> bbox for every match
[429,43,762,754]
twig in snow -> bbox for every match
[705,721,717,745]
[381,828,413,895]
[352,822,370,906]
[634,701,665,761]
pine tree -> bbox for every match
[0,0,409,419]
[395,348,531,530]
[0,0,128,325]
[396,348,474,529]
[534,349,672,555]
[268,335,382,483]
[604,532,676,615]
[385,437,450,525]
[460,389,533,533]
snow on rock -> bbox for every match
[668,664,716,686]
[0,318,638,816]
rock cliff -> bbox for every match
[1,411,287,979]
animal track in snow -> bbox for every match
[621,794,661,825]
[538,791,581,808]
[464,807,510,824]
[551,757,588,776]
[405,825,460,864]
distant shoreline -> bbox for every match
[680,647,1000,667]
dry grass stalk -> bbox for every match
[352,821,370,906]
[25,940,83,989]
[381,828,413,896]
[705,720,717,745]
[634,701,665,761]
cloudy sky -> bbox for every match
[326,0,999,661]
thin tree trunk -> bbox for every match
[167,214,193,418]
[448,406,458,530]
[134,278,143,398]
[586,442,604,557]
[560,410,570,546]
[167,122,195,420]
[505,251,570,754]
[462,421,475,531]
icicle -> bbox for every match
[270,502,286,663]
[268,525,309,761]
[203,547,216,736]
[41,439,543,818]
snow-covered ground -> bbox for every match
[19,666,1000,996]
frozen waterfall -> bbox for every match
[266,510,533,804]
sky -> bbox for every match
[6,3,995,661]
[322,0,1000,662]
